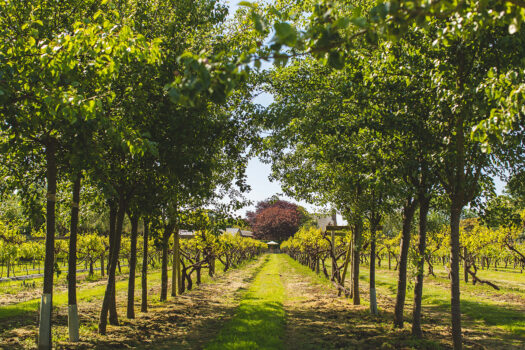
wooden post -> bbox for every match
[331,229,336,280]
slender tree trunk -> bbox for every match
[67,175,81,342]
[352,216,363,305]
[171,225,179,297]
[127,214,139,319]
[196,251,202,285]
[464,247,468,283]
[100,254,104,277]
[393,198,417,328]
[450,200,463,349]
[141,219,149,313]
[412,194,430,337]
[99,196,126,334]
[107,204,118,324]
[160,223,175,301]
[38,138,57,350]
[369,223,378,315]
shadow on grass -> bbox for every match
[205,299,285,350]
[427,297,525,338]
[283,299,448,350]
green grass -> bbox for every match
[205,254,286,350]
[0,257,255,322]
[0,263,130,296]
[357,265,525,338]
[0,270,163,320]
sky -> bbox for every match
[223,1,326,218]
[224,0,505,220]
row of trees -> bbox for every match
[241,2,525,349]
[0,1,263,348]
[281,201,525,341]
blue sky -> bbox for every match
[224,1,325,217]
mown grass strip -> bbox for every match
[206,254,286,350]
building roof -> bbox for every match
[240,230,253,237]
[314,214,337,232]
[266,241,279,245]
[178,230,195,238]
[221,227,254,238]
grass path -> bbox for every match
[205,254,286,350]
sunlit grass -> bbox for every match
[205,254,286,350]
[0,269,163,320]
[357,265,525,337]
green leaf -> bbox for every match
[238,1,254,8]
[350,17,367,28]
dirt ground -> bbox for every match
[0,257,266,349]
[280,257,525,350]
[1,255,524,349]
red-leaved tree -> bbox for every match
[247,198,304,241]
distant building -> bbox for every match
[221,227,254,238]
[178,230,195,239]
[313,213,337,232]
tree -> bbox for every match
[247,199,304,241]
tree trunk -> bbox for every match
[352,216,363,305]
[464,247,468,283]
[171,227,179,296]
[369,226,378,315]
[196,251,202,285]
[107,204,118,324]
[393,198,417,328]
[38,138,57,350]
[161,223,175,301]
[412,194,430,337]
[67,175,81,342]
[450,201,463,349]
[127,214,139,319]
[141,219,149,313]
[100,254,104,277]
[99,196,126,334]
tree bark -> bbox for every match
[412,193,430,337]
[68,175,81,342]
[450,200,463,349]
[141,219,149,313]
[127,213,139,319]
[369,227,377,314]
[463,247,468,283]
[393,197,417,328]
[99,196,126,334]
[38,138,57,350]
[107,203,118,324]
[171,226,179,297]
[100,253,104,277]
[351,216,363,305]
[160,223,175,301]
